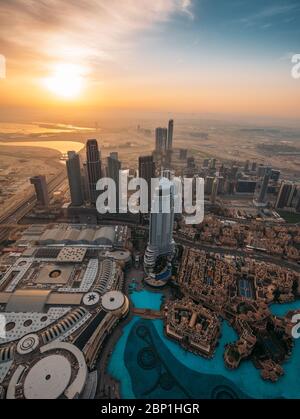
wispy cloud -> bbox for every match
[238,3,300,28]
[0,0,193,76]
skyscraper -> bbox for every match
[287,184,297,207]
[167,119,174,150]
[210,159,217,170]
[275,181,293,209]
[257,169,271,205]
[81,162,90,202]
[205,176,215,195]
[257,165,272,178]
[155,128,168,152]
[180,149,188,160]
[210,177,219,204]
[294,189,300,212]
[86,139,101,205]
[271,170,281,182]
[139,155,156,211]
[66,151,84,206]
[30,175,50,207]
[107,152,121,212]
[144,171,175,273]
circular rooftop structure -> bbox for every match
[17,334,39,355]
[101,291,125,312]
[6,341,88,399]
[108,250,131,263]
[23,354,72,399]
[82,292,100,306]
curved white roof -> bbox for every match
[94,227,115,246]
[101,291,125,311]
[23,354,72,399]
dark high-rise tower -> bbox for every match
[107,152,121,212]
[30,175,49,207]
[275,181,293,209]
[155,128,168,152]
[86,139,101,205]
[167,119,174,150]
[139,155,156,211]
[258,169,271,204]
[66,151,83,206]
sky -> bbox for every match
[0,0,299,120]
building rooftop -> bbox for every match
[101,291,125,312]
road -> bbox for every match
[175,236,300,273]
[86,220,300,271]
[0,170,66,241]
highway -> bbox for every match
[175,235,300,273]
[88,220,300,272]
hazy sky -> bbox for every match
[0,0,300,119]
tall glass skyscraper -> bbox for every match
[167,119,174,150]
[144,171,175,273]
[107,152,121,212]
[139,155,156,212]
[86,139,101,205]
[66,151,84,206]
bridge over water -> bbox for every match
[131,308,163,320]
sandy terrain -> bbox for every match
[0,144,63,215]
[0,118,299,215]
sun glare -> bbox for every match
[43,63,86,99]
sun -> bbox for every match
[43,63,86,99]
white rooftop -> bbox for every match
[101,291,125,312]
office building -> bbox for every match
[257,169,271,205]
[139,155,156,211]
[230,166,239,180]
[155,127,168,152]
[210,159,217,170]
[81,162,90,202]
[205,176,215,195]
[211,178,219,204]
[294,189,300,212]
[167,119,174,150]
[107,153,121,212]
[203,159,210,168]
[236,180,257,194]
[217,176,225,194]
[66,151,84,206]
[251,162,257,172]
[86,139,101,205]
[271,170,281,182]
[30,175,50,207]
[180,149,188,160]
[257,165,272,178]
[275,181,293,209]
[287,184,297,207]
[144,171,175,274]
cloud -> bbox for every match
[279,51,297,62]
[0,0,193,76]
[238,3,300,28]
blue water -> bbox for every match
[107,291,300,399]
[107,316,139,399]
[271,300,300,316]
[130,290,163,311]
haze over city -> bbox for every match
[0,0,300,403]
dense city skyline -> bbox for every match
[0,0,300,403]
